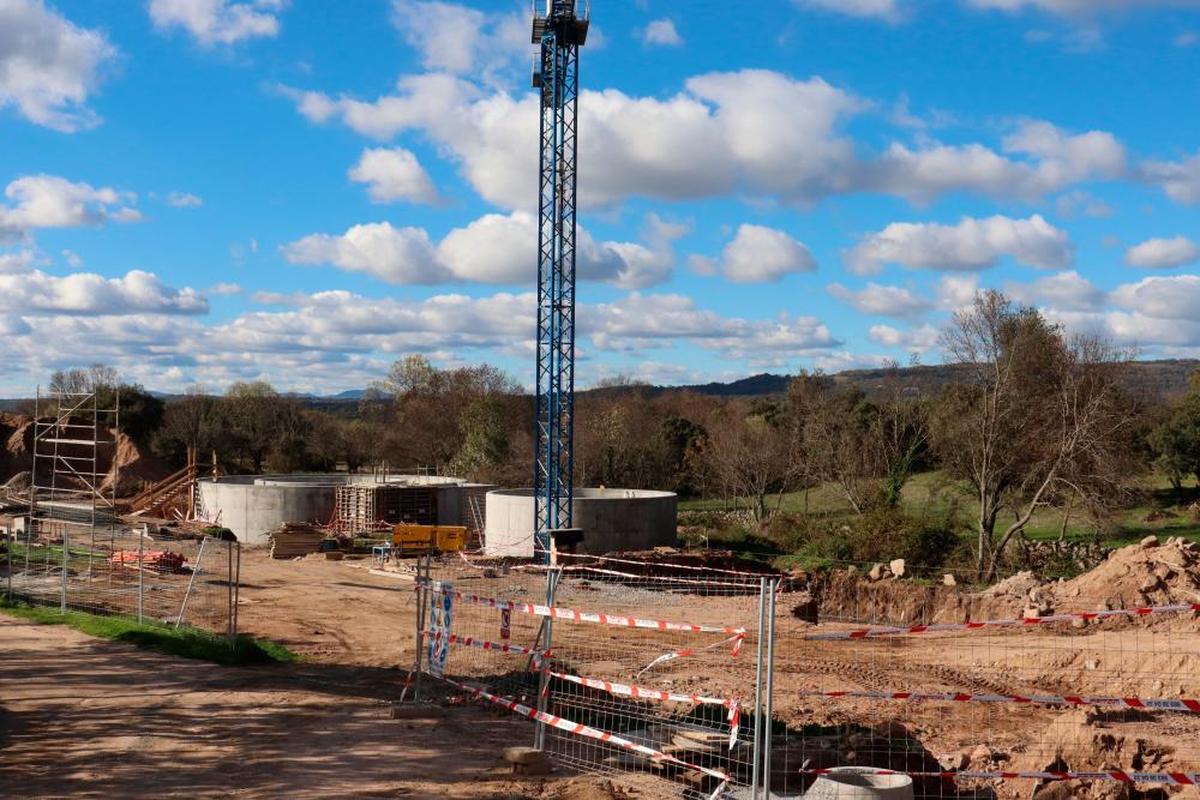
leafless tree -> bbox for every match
[702,404,802,521]
[932,290,1136,580]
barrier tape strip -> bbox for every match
[443,677,732,783]
[636,632,747,677]
[806,602,1200,641]
[543,549,779,579]
[520,564,760,588]
[800,688,1200,713]
[804,768,1200,785]
[423,629,544,657]
[418,580,747,638]
[532,657,743,749]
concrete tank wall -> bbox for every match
[483,488,677,558]
[197,473,472,546]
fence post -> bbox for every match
[751,576,767,797]
[4,525,11,602]
[175,536,207,629]
[233,541,240,639]
[413,553,429,703]
[762,578,778,800]
[137,525,145,624]
[226,538,234,647]
[60,524,69,613]
[534,567,560,751]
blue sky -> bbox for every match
[1,0,1199,396]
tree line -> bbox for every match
[28,291,1200,578]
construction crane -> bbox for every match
[531,0,589,563]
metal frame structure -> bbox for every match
[29,386,119,609]
[532,0,589,562]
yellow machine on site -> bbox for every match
[391,523,468,556]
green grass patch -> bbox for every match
[0,598,298,666]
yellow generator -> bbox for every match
[392,523,468,555]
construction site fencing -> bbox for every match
[405,540,1200,800]
[1,521,239,640]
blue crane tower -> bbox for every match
[531,1,589,562]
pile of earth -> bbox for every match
[0,412,171,499]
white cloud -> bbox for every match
[868,323,940,351]
[147,0,287,46]
[348,147,440,205]
[61,248,82,267]
[0,268,208,315]
[0,174,140,240]
[966,0,1200,16]
[828,282,932,317]
[287,72,1136,212]
[0,0,116,131]
[1111,275,1200,320]
[207,282,242,295]
[390,0,525,83]
[283,212,682,290]
[0,248,36,274]
[1125,236,1200,269]
[1055,189,1112,218]
[845,214,1072,275]
[641,18,683,46]
[793,0,904,21]
[1142,151,1200,205]
[704,224,817,283]
[936,275,980,310]
[167,191,203,208]
[1006,270,1105,311]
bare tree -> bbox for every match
[703,404,801,522]
[932,291,1136,580]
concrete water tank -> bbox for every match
[483,487,677,558]
[804,768,914,799]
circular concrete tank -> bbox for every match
[804,768,913,799]
[483,488,677,558]
[196,473,471,546]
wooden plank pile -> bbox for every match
[269,523,326,559]
[109,550,187,573]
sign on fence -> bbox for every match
[427,581,453,678]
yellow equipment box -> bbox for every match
[392,523,468,554]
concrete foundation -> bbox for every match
[197,474,486,546]
[483,488,677,558]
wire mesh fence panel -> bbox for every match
[3,522,238,638]
[769,544,1200,799]
[419,555,774,798]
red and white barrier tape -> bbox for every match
[520,563,760,588]
[800,688,1200,713]
[423,629,544,657]
[418,580,747,638]
[543,549,778,579]
[444,677,732,783]
[806,602,1200,641]
[804,768,1200,785]
[636,632,747,676]
[533,658,743,749]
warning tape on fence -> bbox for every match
[423,629,544,657]
[543,549,779,579]
[418,580,747,639]
[799,688,1200,713]
[443,677,732,783]
[636,632,747,676]
[520,563,761,588]
[805,602,1200,641]
[804,768,1200,785]
[534,660,743,749]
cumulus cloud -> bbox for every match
[845,214,1072,275]
[0,174,140,241]
[390,0,525,82]
[1125,236,1200,269]
[0,269,208,315]
[868,323,940,351]
[348,147,440,204]
[287,71,1135,212]
[167,191,203,208]
[828,282,932,317]
[793,0,905,21]
[1110,275,1200,321]
[0,248,36,274]
[1142,151,1200,204]
[641,19,683,46]
[0,0,116,131]
[966,0,1200,16]
[207,281,242,295]
[1006,270,1105,311]
[697,224,817,283]
[283,212,682,290]
[147,0,287,46]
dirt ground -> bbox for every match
[8,544,1200,798]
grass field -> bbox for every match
[0,599,298,666]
